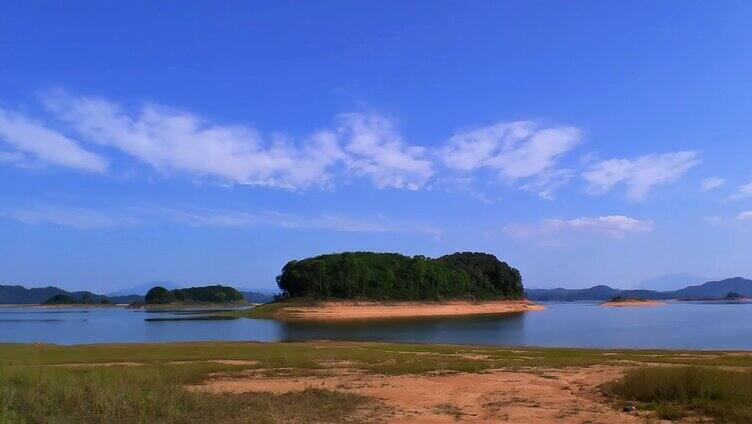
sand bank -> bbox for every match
[600,299,666,307]
[261,299,543,320]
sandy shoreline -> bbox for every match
[600,299,666,307]
[268,299,544,320]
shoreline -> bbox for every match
[245,299,544,320]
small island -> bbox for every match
[139,285,245,307]
[240,251,542,320]
[41,293,113,307]
[600,296,666,307]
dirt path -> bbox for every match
[192,365,657,423]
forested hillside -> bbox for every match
[276,252,523,300]
[145,285,245,304]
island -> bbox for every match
[725,291,747,300]
[600,296,666,307]
[141,285,245,307]
[237,251,543,320]
[41,293,113,306]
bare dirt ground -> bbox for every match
[275,299,544,320]
[192,365,673,423]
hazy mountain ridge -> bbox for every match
[107,282,180,297]
[0,283,274,305]
[526,277,752,301]
[0,285,141,304]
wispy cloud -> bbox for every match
[38,93,439,191]
[2,203,442,236]
[0,109,107,172]
[157,207,443,236]
[701,177,725,191]
[582,151,700,201]
[739,211,752,221]
[440,121,581,199]
[504,215,654,242]
[730,182,752,200]
[44,94,343,189]
[2,206,128,229]
[0,92,707,204]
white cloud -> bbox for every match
[504,215,654,240]
[738,211,752,221]
[582,151,700,200]
[730,182,752,200]
[41,95,434,190]
[0,109,107,172]
[336,113,433,190]
[701,177,725,191]
[44,95,343,189]
[440,121,580,198]
[152,207,443,236]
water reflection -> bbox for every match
[278,312,527,345]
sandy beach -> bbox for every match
[265,299,544,320]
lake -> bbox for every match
[2,301,752,349]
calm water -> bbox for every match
[2,301,752,349]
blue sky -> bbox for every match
[1,1,752,292]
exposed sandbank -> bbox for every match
[253,299,544,320]
[600,299,666,307]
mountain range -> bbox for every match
[0,283,275,305]
[5,277,747,305]
[0,285,141,305]
[526,277,752,301]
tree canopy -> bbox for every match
[145,285,244,304]
[276,251,523,300]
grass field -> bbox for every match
[606,366,752,422]
[1,342,752,423]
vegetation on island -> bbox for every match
[43,293,110,305]
[276,251,523,300]
[605,296,654,303]
[144,285,245,305]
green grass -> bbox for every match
[605,366,752,423]
[0,364,369,424]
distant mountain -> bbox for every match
[632,273,706,291]
[108,294,144,304]
[526,277,752,301]
[240,290,275,303]
[0,285,69,304]
[525,285,621,301]
[672,277,752,299]
[107,281,179,297]
[0,284,143,305]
